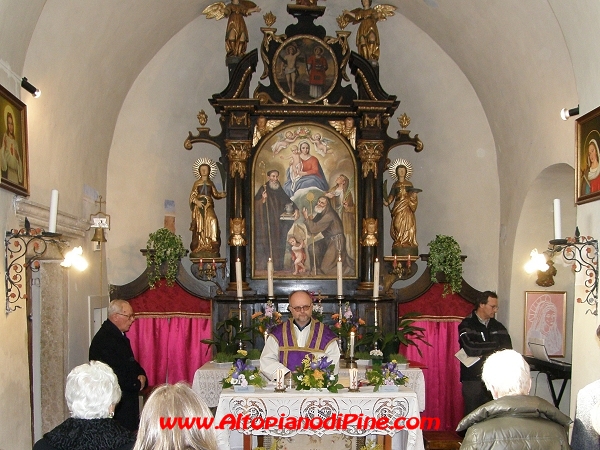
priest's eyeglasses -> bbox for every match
[289,305,312,312]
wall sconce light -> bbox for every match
[5,220,88,314]
[525,249,557,287]
[21,77,41,98]
[560,105,579,121]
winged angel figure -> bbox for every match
[341,0,396,62]
[202,0,261,58]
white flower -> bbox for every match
[370,349,383,357]
[231,377,239,385]
[297,375,304,381]
[249,374,255,380]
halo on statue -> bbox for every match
[388,158,413,181]
[193,158,218,180]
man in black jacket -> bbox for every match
[458,291,512,415]
[89,299,146,431]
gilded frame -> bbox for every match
[0,83,29,197]
[273,35,338,104]
[524,291,566,357]
[251,122,358,280]
[576,105,600,204]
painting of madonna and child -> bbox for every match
[252,123,357,280]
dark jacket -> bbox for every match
[33,418,134,450]
[458,310,512,381]
[456,395,572,450]
[89,319,146,431]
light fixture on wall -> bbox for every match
[525,248,557,287]
[560,105,579,121]
[21,77,41,98]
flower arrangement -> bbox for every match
[252,300,282,334]
[330,302,366,340]
[311,299,324,322]
[292,354,343,393]
[366,360,409,392]
[222,358,266,389]
[370,349,383,358]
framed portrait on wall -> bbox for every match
[251,122,357,280]
[0,83,29,197]
[576,105,600,204]
[524,291,566,357]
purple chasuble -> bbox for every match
[270,319,338,371]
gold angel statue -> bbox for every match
[341,0,396,62]
[189,158,227,258]
[202,0,261,58]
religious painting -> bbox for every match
[252,122,357,280]
[273,35,338,104]
[576,105,600,204]
[524,291,566,357]
[0,83,29,197]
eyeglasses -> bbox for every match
[289,305,312,313]
[117,312,135,320]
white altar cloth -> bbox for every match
[193,361,426,411]
[214,386,425,450]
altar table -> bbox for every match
[215,386,425,450]
[193,361,426,411]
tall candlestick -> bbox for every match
[553,199,562,240]
[236,258,243,297]
[349,331,355,358]
[267,258,274,297]
[349,368,358,390]
[374,300,378,327]
[48,189,59,233]
[372,258,380,298]
[337,256,343,296]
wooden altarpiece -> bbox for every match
[184,4,423,340]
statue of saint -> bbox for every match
[202,0,261,58]
[341,0,396,62]
[383,159,419,250]
[189,159,227,258]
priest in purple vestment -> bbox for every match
[260,290,340,380]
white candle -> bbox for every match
[337,256,343,296]
[236,258,243,297]
[349,368,358,390]
[276,368,285,390]
[553,199,562,240]
[48,189,59,233]
[267,258,274,297]
[372,258,380,298]
[349,331,355,358]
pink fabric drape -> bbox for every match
[167,317,212,383]
[128,317,212,386]
[403,320,464,431]
[127,318,169,387]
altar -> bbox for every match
[214,386,425,450]
[192,361,426,411]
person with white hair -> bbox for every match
[456,349,571,449]
[133,382,218,450]
[33,361,134,450]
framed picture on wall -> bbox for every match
[576,105,600,204]
[524,291,566,357]
[0,83,29,197]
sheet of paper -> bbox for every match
[455,348,480,367]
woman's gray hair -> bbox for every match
[66,361,121,419]
[482,349,531,399]
[133,382,218,450]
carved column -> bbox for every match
[226,139,251,292]
[357,140,384,291]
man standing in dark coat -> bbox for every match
[89,299,146,431]
[254,169,298,271]
[458,291,512,416]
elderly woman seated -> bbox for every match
[133,382,218,450]
[33,361,135,450]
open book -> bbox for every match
[455,348,480,367]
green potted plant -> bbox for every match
[201,317,253,359]
[427,234,463,296]
[145,228,187,288]
[360,312,430,362]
